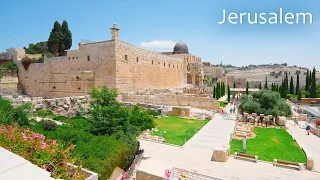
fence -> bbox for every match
[165,167,222,180]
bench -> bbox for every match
[273,159,303,171]
[234,152,258,163]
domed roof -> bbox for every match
[173,42,188,53]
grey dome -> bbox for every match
[173,42,188,53]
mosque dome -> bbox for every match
[173,42,188,53]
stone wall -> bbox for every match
[297,98,320,104]
[0,70,18,94]
[16,39,189,98]
[17,40,116,98]
[122,93,220,110]
[115,40,185,92]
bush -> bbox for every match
[128,105,154,131]
[40,120,58,131]
[145,109,161,116]
[0,100,31,126]
[34,109,55,118]
[0,125,82,179]
[6,62,18,70]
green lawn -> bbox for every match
[153,116,208,146]
[230,127,306,163]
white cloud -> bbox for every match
[140,40,176,49]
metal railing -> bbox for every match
[165,167,222,180]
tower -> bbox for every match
[110,23,120,40]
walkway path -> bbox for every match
[286,120,320,172]
[138,115,320,179]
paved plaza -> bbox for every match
[286,120,320,172]
[138,114,320,180]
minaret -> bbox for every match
[110,23,120,40]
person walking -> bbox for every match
[306,124,311,135]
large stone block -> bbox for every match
[306,156,314,170]
[276,116,287,126]
[211,145,230,162]
[298,114,307,121]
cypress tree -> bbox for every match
[217,82,220,99]
[227,85,231,102]
[298,90,302,100]
[289,76,294,94]
[61,20,72,52]
[305,70,309,91]
[309,71,312,89]
[233,81,236,88]
[264,76,268,89]
[311,67,317,98]
[246,81,249,95]
[285,72,289,93]
[296,74,300,95]
[48,21,64,56]
[213,86,216,99]
[276,84,279,92]
[259,82,262,90]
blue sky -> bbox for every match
[1,0,319,69]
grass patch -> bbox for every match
[153,116,208,146]
[230,127,306,163]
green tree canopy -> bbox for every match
[61,20,72,53]
[48,21,64,56]
[289,76,294,94]
[239,90,292,117]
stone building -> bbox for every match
[8,24,207,98]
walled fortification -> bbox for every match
[17,40,116,98]
[115,40,184,92]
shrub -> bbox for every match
[0,100,31,126]
[0,125,84,179]
[88,86,130,135]
[145,109,161,116]
[34,109,55,118]
[6,62,18,70]
[40,120,58,131]
[128,105,154,131]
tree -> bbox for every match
[227,85,231,102]
[305,70,309,91]
[216,82,220,99]
[246,81,249,95]
[298,90,302,100]
[276,84,279,92]
[285,72,289,92]
[61,20,72,53]
[48,21,64,56]
[259,82,262,90]
[289,76,294,94]
[310,67,317,98]
[233,81,236,88]
[264,76,268,89]
[213,86,216,99]
[309,71,312,89]
[296,74,300,95]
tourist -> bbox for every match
[230,108,232,114]
[233,107,236,113]
[222,109,224,115]
[306,124,311,135]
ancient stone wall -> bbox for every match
[122,93,220,110]
[17,41,116,98]
[115,40,185,92]
[0,70,18,94]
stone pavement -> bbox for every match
[138,115,320,180]
[286,120,320,172]
[0,147,53,180]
